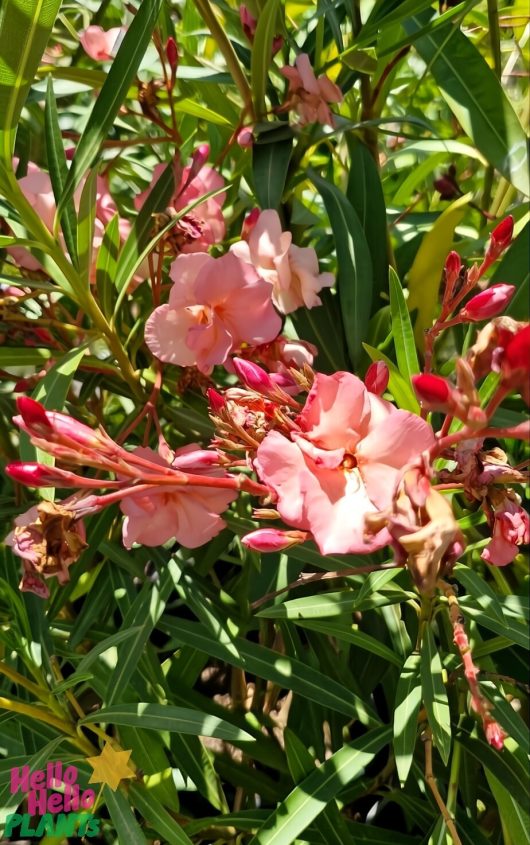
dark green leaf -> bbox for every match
[253,136,293,210]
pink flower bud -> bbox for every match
[233,358,273,393]
[460,283,515,322]
[411,374,451,409]
[241,208,260,241]
[166,36,178,72]
[444,250,461,285]
[5,462,82,488]
[237,126,254,148]
[364,361,389,396]
[207,388,226,414]
[483,716,507,751]
[487,216,514,260]
[242,528,307,552]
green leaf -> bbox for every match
[248,727,391,845]
[458,596,529,650]
[19,345,88,498]
[0,0,62,163]
[485,770,530,845]
[295,618,402,667]
[73,628,143,677]
[389,267,420,380]
[253,136,293,210]
[346,136,389,311]
[406,14,529,195]
[366,343,420,412]
[251,0,282,119]
[106,559,181,706]
[58,0,163,213]
[161,618,378,724]
[81,704,256,743]
[128,783,194,845]
[96,212,120,317]
[104,787,148,845]
[421,627,451,765]
[456,729,530,810]
[310,170,373,367]
[290,289,349,373]
[44,76,78,265]
[77,167,98,286]
[284,729,354,845]
[452,564,507,628]
[394,652,422,786]
[0,347,53,367]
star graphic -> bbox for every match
[86,742,135,791]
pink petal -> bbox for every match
[168,252,212,305]
[295,54,320,95]
[300,372,371,451]
[357,410,435,468]
[144,304,197,366]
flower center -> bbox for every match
[342,452,358,470]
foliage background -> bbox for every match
[0,0,528,843]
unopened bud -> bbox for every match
[460,283,515,322]
[166,36,178,72]
[504,324,530,373]
[239,5,257,41]
[207,388,226,414]
[411,374,451,409]
[241,208,260,240]
[6,461,83,488]
[487,216,514,261]
[242,528,307,552]
[444,250,462,286]
[484,716,507,751]
[233,358,273,393]
[364,361,389,396]
[16,396,52,432]
[237,126,254,148]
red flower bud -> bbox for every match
[207,388,226,414]
[445,250,461,283]
[16,396,52,432]
[166,36,178,72]
[242,528,307,552]
[364,361,389,396]
[239,5,257,41]
[460,283,515,322]
[411,374,451,408]
[487,216,514,260]
[504,324,530,373]
[241,208,260,240]
[233,358,273,393]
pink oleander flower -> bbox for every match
[5,501,87,599]
[135,152,225,254]
[482,490,530,566]
[280,53,342,127]
[119,445,237,548]
[460,283,515,322]
[145,252,282,373]
[79,26,125,61]
[254,371,436,555]
[231,209,333,314]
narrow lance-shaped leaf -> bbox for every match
[310,170,373,368]
[405,13,529,196]
[394,652,422,786]
[253,135,293,210]
[58,0,163,214]
[389,268,420,381]
[421,627,451,765]
[44,76,78,265]
[96,212,121,318]
[251,0,282,119]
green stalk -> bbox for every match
[194,0,254,119]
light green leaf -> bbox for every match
[406,14,529,195]
[96,212,120,317]
[363,343,419,412]
[295,618,403,667]
[58,0,163,213]
[81,704,256,743]
[44,76,78,265]
[394,652,422,785]
[389,267,420,381]
[104,787,148,845]
[421,627,451,765]
[248,727,391,845]
[128,783,194,845]
[251,0,282,119]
